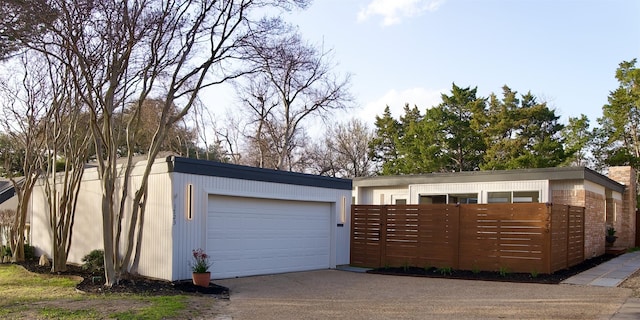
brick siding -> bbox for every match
[607,166,637,248]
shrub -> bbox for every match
[1,245,10,258]
[82,250,104,273]
[24,243,35,261]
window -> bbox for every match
[488,191,539,203]
[419,195,446,204]
[513,191,539,203]
[487,192,511,203]
[395,199,407,205]
[448,193,478,204]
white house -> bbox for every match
[30,156,352,281]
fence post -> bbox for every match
[454,204,461,270]
[380,205,387,268]
[566,205,571,270]
[545,203,553,274]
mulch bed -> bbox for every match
[16,261,229,298]
[368,254,616,284]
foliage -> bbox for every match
[561,114,594,167]
[499,266,510,277]
[369,84,571,175]
[190,249,211,273]
[530,269,539,278]
[0,134,25,177]
[434,83,486,171]
[23,243,35,261]
[595,59,640,186]
[607,227,617,236]
[438,266,452,275]
[81,250,104,273]
[0,0,58,60]
[1,245,10,258]
[369,106,401,174]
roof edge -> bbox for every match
[167,156,352,190]
[353,167,625,193]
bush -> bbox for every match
[82,249,104,273]
[23,243,35,261]
[1,245,10,258]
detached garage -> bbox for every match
[30,156,352,281]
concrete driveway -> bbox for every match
[215,270,631,320]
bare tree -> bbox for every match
[308,119,374,178]
[0,55,47,262]
[327,119,374,178]
[40,53,90,272]
[20,0,309,286]
[216,114,246,165]
[238,28,352,170]
[0,209,16,248]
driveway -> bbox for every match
[215,270,631,320]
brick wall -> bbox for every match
[607,166,637,248]
[552,189,604,257]
[585,191,606,257]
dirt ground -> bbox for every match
[621,269,640,297]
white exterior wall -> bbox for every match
[0,195,18,246]
[30,159,174,280]
[171,172,352,281]
[353,186,409,205]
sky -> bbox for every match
[233,0,640,131]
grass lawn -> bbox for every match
[0,263,212,320]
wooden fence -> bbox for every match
[350,203,584,274]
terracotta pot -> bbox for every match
[192,272,211,287]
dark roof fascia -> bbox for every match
[353,167,625,193]
[167,156,352,191]
[0,184,15,205]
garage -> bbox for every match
[206,195,332,279]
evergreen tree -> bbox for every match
[561,114,593,167]
[481,86,567,169]
[436,83,486,171]
[369,106,401,174]
[596,59,640,169]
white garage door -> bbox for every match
[207,195,331,279]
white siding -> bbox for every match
[584,180,606,195]
[171,172,351,281]
[550,180,583,191]
[30,159,174,280]
[353,186,409,205]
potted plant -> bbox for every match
[190,248,212,287]
[606,227,617,247]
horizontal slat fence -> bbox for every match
[351,203,584,274]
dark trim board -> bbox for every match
[353,166,625,193]
[167,156,352,190]
[0,186,14,205]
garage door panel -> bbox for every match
[207,195,331,279]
